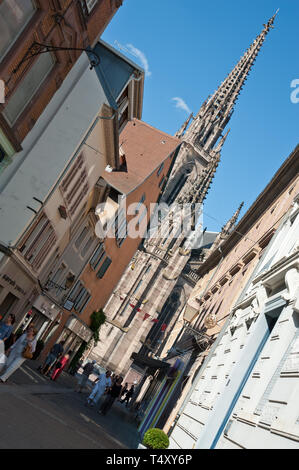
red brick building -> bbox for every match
[67,119,180,341]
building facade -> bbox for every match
[44,119,180,360]
[0,39,144,361]
[0,0,123,155]
[87,13,279,392]
[164,145,299,449]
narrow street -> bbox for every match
[0,363,140,449]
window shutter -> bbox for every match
[96,257,112,279]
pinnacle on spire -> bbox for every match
[213,128,231,153]
[263,9,279,31]
[184,14,277,156]
[177,151,221,206]
[220,201,244,238]
[209,201,244,252]
[175,112,194,139]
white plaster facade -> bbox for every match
[169,191,299,449]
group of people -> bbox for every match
[0,314,73,384]
[38,341,73,381]
[0,316,135,417]
[0,315,38,383]
[77,361,135,416]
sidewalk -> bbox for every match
[1,360,141,449]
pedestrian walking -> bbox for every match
[50,350,72,381]
[110,373,116,384]
[76,359,96,392]
[0,314,15,373]
[86,370,111,407]
[39,340,65,376]
[121,384,135,407]
[100,376,123,416]
[0,325,37,383]
[119,382,128,401]
[0,314,15,342]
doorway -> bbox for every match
[0,292,19,319]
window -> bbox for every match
[68,281,90,313]
[118,107,129,131]
[3,52,55,125]
[135,194,146,213]
[157,163,164,176]
[76,290,91,313]
[132,280,143,295]
[75,227,89,249]
[68,281,84,303]
[19,215,56,270]
[51,263,67,288]
[0,0,36,60]
[0,145,6,163]
[134,194,147,225]
[114,208,127,245]
[117,87,129,109]
[136,207,147,228]
[90,243,105,270]
[80,236,93,258]
[83,0,99,14]
[159,176,167,189]
[96,257,112,279]
[144,264,152,275]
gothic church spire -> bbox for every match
[184,11,279,157]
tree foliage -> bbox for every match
[90,309,106,345]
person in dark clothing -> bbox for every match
[121,385,135,407]
[119,382,128,401]
[99,376,123,415]
[76,360,96,392]
[39,341,65,375]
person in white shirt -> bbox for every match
[86,370,111,407]
[0,326,37,383]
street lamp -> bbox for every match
[12,41,101,75]
[40,273,76,292]
[38,274,76,291]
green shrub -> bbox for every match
[90,310,106,345]
[142,428,169,449]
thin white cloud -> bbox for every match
[114,40,151,77]
[172,97,191,114]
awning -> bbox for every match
[32,295,60,321]
[65,315,93,342]
[131,352,170,370]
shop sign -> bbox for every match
[2,274,26,296]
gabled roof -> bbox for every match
[104,119,180,195]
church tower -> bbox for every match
[163,10,279,205]
[88,13,278,378]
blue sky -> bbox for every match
[102,0,299,232]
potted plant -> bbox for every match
[138,428,169,449]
